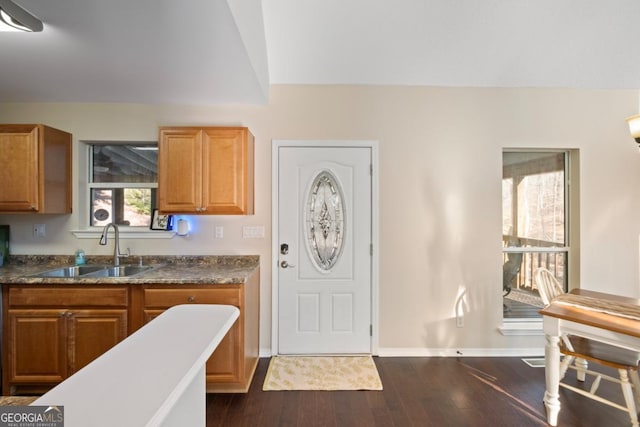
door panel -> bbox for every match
[278,146,371,354]
[0,128,39,212]
[8,310,67,384]
[297,293,320,332]
[158,128,203,212]
[69,310,127,373]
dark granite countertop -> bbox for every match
[0,255,259,285]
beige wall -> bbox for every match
[1,85,639,356]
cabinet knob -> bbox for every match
[66,312,73,318]
[59,311,66,317]
[187,296,195,302]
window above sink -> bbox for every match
[89,143,158,228]
[74,141,176,240]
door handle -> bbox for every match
[280,260,295,268]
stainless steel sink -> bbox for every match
[31,264,157,278]
[32,265,108,278]
[83,265,155,278]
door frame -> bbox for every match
[271,140,379,356]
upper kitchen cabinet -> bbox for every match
[0,124,72,214]
[158,127,254,215]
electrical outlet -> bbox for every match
[33,224,46,237]
[242,226,265,238]
[456,315,464,328]
[215,226,224,239]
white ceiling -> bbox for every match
[1,0,640,105]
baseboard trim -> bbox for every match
[261,347,544,358]
[377,347,544,357]
[260,348,272,358]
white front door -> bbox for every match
[277,145,372,354]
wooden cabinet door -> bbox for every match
[158,128,203,213]
[0,126,40,212]
[158,126,254,215]
[0,124,71,214]
[202,128,254,214]
[7,309,67,385]
[142,287,243,384]
[68,310,128,373]
[144,309,241,383]
[205,323,241,382]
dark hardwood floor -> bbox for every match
[207,357,634,426]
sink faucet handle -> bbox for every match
[138,256,143,266]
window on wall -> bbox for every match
[88,144,158,228]
[502,151,569,320]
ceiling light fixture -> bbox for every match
[0,0,42,32]
[626,114,640,148]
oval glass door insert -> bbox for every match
[305,170,346,272]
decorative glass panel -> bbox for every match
[305,170,345,271]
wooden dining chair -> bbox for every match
[535,267,586,379]
[535,268,640,427]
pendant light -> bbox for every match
[626,114,640,148]
[0,0,43,32]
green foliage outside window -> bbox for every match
[125,189,152,216]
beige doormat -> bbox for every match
[263,356,383,391]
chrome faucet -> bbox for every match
[99,223,130,266]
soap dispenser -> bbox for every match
[75,249,86,265]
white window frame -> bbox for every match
[499,148,576,336]
[72,141,174,239]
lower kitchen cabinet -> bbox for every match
[1,268,260,395]
[67,310,128,372]
[2,286,128,395]
[7,310,68,389]
[137,274,260,392]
